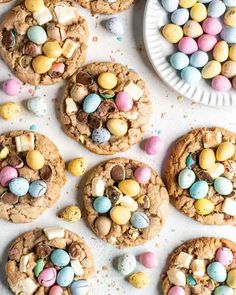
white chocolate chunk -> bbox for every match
[207,163,225,179]
[191,259,205,277]
[71,259,84,276]
[12,278,37,295]
[33,7,52,25]
[203,131,222,148]
[43,227,65,240]
[65,98,78,114]
[62,39,78,58]
[120,195,138,212]
[222,198,236,216]
[92,177,105,197]
[175,252,193,269]
[55,5,79,24]
[124,81,144,101]
[167,268,186,287]
[15,133,35,153]
[19,254,30,273]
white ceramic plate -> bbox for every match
[143,0,236,107]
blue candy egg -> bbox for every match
[178,168,196,189]
[57,266,74,287]
[214,286,234,295]
[207,262,227,282]
[50,249,70,267]
[221,27,236,43]
[181,67,201,85]
[93,197,112,213]
[223,0,236,6]
[131,211,149,229]
[208,0,226,17]
[27,97,47,117]
[91,128,111,144]
[83,93,101,113]
[70,280,89,295]
[105,17,124,36]
[187,274,197,286]
[190,51,209,68]
[9,177,29,197]
[186,154,196,169]
[27,26,47,45]
[171,8,189,26]
[29,180,47,198]
[170,52,189,70]
[190,180,209,199]
[214,177,233,195]
[161,0,178,12]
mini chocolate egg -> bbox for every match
[0,102,20,121]
[2,79,22,96]
[170,52,189,70]
[214,286,233,295]
[208,0,226,17]
[26,150,45,171]
[70,280,89,295]
[117,253,136,275]
[190,180,209,199]
[224,7,236,26]
[59,205,81,223]
[49,286,63,295]
[34,259,45,277]
[161,0,178,12]
[187,274,197,286]
[145,136,162,155]
[25,0,44,12]
[190,3,207,22]
[171,8,189,26]
[38,267,57,287]
[51,249,70,267]
[229,45,236,61]
[68,158,87,177]
[27,96,47,117]
[120,196,138,212]
[94,216,112,236]
[27,26,47,45]
[168,286,185,295]
[178,37,198,54]
[137,195,150,209]
[139,251,157,269]
[93,197,112,213]
[131,211,149,229]
[226,269,236,288]
[162,24,183,43]
[186,153,196,168]
[198,34,217,52]
[213,41,229,62]
[212,76,232,91]
[215,247,233,266]
[190,51,209,68]
[216,142,235,161]
[83,93,101,113]
[91,128,111,144]
[56,266,74,287]
[181,67,201,84]
[221,27,236,43]
[223,0,236,6]
[115,91,133,112]
[207,262,227,282]
[221,61,236,78]
[202,17,222,35]
[98,72,118,89]
[107,118,128,137]
[8,177,29,197]
[134,167,151,184]
[105,17,124,36]
[29,180,47,197]
[106,186,123,204]
[214,177,233,195]
[183,20,203,38]
[110,206,131,225]
[129,272,150,289]
[178,168,196,189]
[194,198,214,215]
[0,145,9,160]
[118,179,140,196]
[202,61,221,79]
[0,166,18,187]
[179,0,197,8]
[199,148,216,169]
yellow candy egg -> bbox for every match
[118,179,140,197]
[32,56,53,74]
[42,41,62,58]
[107,119,128,137]
[26,150,45,170]
[190,3,207,22]
[194,199,214,215]
[227,269,236,288]
[162,24,183,43]
[221,61,236,78]
[216,142,235,162]
[129,272,150,289]
[0,102,20,121]
[213,41,229,63]
[59,205,81,223]
[25,0,44,12]
[229,45,236,62]
[97,72,117,90]
[68,157,87,176]
[0,145,9,160]
[199,148,216,170]
[110,206,131,225]
[183,20,203,38]
[224,8,236,27]
[179,0,197,8]
[202,61,221,79]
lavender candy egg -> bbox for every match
[57,266,75,287]
[38,267,57,287]
[221,27,236,43]
[105,17,124,36]
[215,247,233,266]
[161,0,179,12]
[134,167,152,184]
[115,91,133,112]
[0,166,18,187]
[131,211,149,229]
[49,286,63,295]
[190,51,209,68]
[91,128,111,144]
[29,180,47,198]
[70,280,89,295]
[208,0,226,17]
[171,8,189,26]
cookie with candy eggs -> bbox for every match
[5,227,94,295]
[60,62,152,155]
[83,158,169,247]
[162,237,236,295]
[0,0,88,85]
[0,130,66,223]
[165,127,236,225]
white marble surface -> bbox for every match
[0,1,236,294]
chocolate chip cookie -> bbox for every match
[60,62,152,155]
[5,227,95,294]
[165,127,236,225]
[83,158,169,247]
[0,130,66,223]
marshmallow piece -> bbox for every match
[19,254,30,273]
[65,98,78,114]
[175,252,193,269]
[15,133,35,153]
[167,268,186,287]
[12,278,37,295]
[222,198,236,216]
[92,177,105,197]
[33,7,52,25]
[71,259,84,276]
[62,39,78,58]
[55,5,79,24]
[191,259,205,277]
[203,131,222,148]
[207,163,225,179]
[43,227,65,240]
[124,81,144,101]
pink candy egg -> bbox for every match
[0,166,18,187]
[168,286,185,295]
[215,247,233,266]
[139,251,157,269]
[212,75,232,92]
[134,167,152,184]
[38,267,57,287]
[115,91,133,112]
[2,79,22,96]
[178,37,198,54]
[202,17,222,36]
[145,136,162,155]
[49,285,63,295]
[198,34,217,52]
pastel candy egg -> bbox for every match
[214,286,233,295]
[202,17,222,35]
[224,7,236,26]
[212,76,232,91]
[70,280,89,295]
[83,93,102,113]
[117,254,136,275]
[118,179,140,196]
[49,286,63,295]
[199,0,213,3]
[170,52,189,70]
[178,168,196,189]
[190,180,209,199]
[134,167,151,184]
[107,118,128,137]
[34,259,45,277]
[187,274,197,286]
[178,37,198,54]
[98,72,117,90]
[0,145,9,160]
[43,41,62,58]
[0,102,20,121]
[168,286,185,295]
[128,272,150,289]
[216,142,235,161]
[190,51,208,68]
[94,216,111,236]
[115,91,133,112]
[207,262,227,282]
[93,197,112,213]
[208,0,226,17]
[214,177,233,195]
[213,41,229,63]
[91,128,111,144]
[32,56,53,74]
[139,251,157,269]
[186,153,196,168]
[194,198,214,215]
[199,148,215,169]
[226,269,236,288]
[144,136,162,155]
[179,0,197,8]
[229,45,236,61]
[215,247,233,266]
[202,61,221,79]
[25,0,44,12]
[223,0,236,6]
[57,266,74,287]
[183,20,203,38]
[50,249,70,267]
[190,3,207,22]
[131,211,149,229]
[120,195,138,212]
[9,177,29,197]
[38,267,57,287]
[221,61,236,78]
[29,180,47,197]
[162,24,183,43]
[68,158,87,176]
[161,0,178,12]
[59,205,81,223]
[110,206,131,225]
[221,27,236,43]
[198,34,217,52]
[0,166,18,187]
[26,150,45,170]
[105,17,124,36]
[27,26,47,45]
[171,9,189,26]
[2,79,22,96]
[181,66,201,84]
[27,96,47,117]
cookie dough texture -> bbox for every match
[60,62,152,155]
[165,127,236,225]
[5,228,95,294]
[0,0,11,3]
[0,0,88,85]
[0,130,66,223]
[83,158,169,247]
[162,237,236,295]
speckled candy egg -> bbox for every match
[202,17,222,35]
[38,267,57,287]
[171,8,189,26]
[49,286,63,295]
[2,79,22,96]
[189,180,209,199]
[129,272,150,289]
[162,24,183,43]
[117,254,136,275]
[70,280,89,295]
[190,51,208,68]
[168,286,185,295]
[198,34,217,52]
[27,96,47,117]
[207,262,227,282]
[57,266,74,287]
[221,27,236,43]
[190,3,207,22]
[0,166,18,187]
[93,197,112,213]
[224,8,236,27]
[50,249,70,267]
[8,177,30,197]
[83,93,101,113]
[68,158,87,176]
[183,20,203,38]
[202,61,221,79]
[178,168,196,189]
[178,37,198,55]
[105,17,124,36]
[214,177,233,195]
[213,41,229,62]
[27,26,47,45]
[139,251,157,269]
[170,52,189,70]
[0,102,21,121]
[115,91,133,112]
[145,136,162,155]
[208,0,226,17]
[212,76,232,91]
[214,286,233,295]
[131,211,149,229]
[134,167,151,184]
[181,67,201,84]
[161,0,178,12]
[215,247,233,266]
[91,128,111,144]
[29,180,47,197]
[194,198,215,215]
[226,269,236,288]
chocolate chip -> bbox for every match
[1,191,19,205]
[2,30,16,50]
[68,241,83,259]
[39,165,52,182]
[77,110,88,123]
[193,167,214,183]
[76,71,93,85]
[88,114,102,129]
[111,164,125,181]
[35,243,52,258]
[7,153,24,168]
[106,186,122,204]
[96,100,117,117]
[23,42,41,57]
